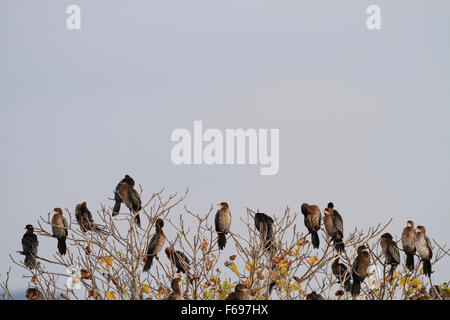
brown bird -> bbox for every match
[143,218,166,272]
[332,257,352,292]
[225,283,249,300]
[75,202,107,235]
[323,202,345,253]
[301,203,321,249]
[21,225,38,269]
[51,208,68,255]
[380,233,400,279]
[254,212,275,252]
[167,278,183,300]
[401,220,416,271]
[112,175,142,227]
[165,247,190,274]
[415,225,433,278]
[306,291,325,300]
[215,202,231,250]
[351,245,370,299]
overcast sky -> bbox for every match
[1,0,449,295]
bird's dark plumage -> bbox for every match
[113,175,142,227]
[254,212,275,252]
[167,278,183,300]
[165,247,190,274]
[75,202,107,235]
[415,226,433,278]
[324,202,345,253]
[401,220,416,271]
[22,225,38,269]
[351,245,370,299]
[332,257,352,292]
[143,218,166,272]
[306,291,325,300]
[215,202,231,250]
[225,284,249,300]
[51,208,68,255]
[301,203,321,249]
[380,233,401,279]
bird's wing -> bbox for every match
[146,233,160,255]
[389,241,401,264]
[129,189,142,211]
[63,217,69,237]
[425,236,433,259]
[332,211,344,234]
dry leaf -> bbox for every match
[229,255,236,261]
[60,293,70,300]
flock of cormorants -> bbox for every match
[20,174,434,300]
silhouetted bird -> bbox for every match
[401,220,416,271]
[75,202,107,235]
[167,278,183,300]
[22,225,38,269]
[324,202,345,253]
[415,225,433,278]
[380,233,400,280]
[306,291,325,300]
[351,245,370,299]
[254,212,275,252]
[332,257,352,292]
[225,283,249,300]
[51,208,68,255]
[112,175,142,227]
[215,202,231,250]
[143,218,166,272]
[165,247,190,274]
[301,203,321,249]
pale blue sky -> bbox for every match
[1,1,449,294]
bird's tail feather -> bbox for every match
[344,278,352,292]
[24,255,36,269]
[143,256,153,272]
[388,265,396,280]
[94,225,108,236]
[311,231,319,249]
[134,213,141,227]
[406,253,414,271]
[351,280,361,298]
[112,201,121,216]
[57,238,67,255]
[218,233,227,250]
[423,259,432,278]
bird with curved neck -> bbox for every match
[22,224,39,269]
[323,202,345,253]
[380,233,400,280]
[112,174,142,227]
[415,225,433,278]
[254,212,275,252]
[215,202,231,250]
[51,208,68,255]
[165,247,190,274]
[401,220,416,271]
[225,283,249,300]
[167,278,183,300]
[351,245,370,299]
[75,202,107,235]
[143,218,166,272]
[301,203,321,249]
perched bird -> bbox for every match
[306,291,325,300]
[379,233,400,279]
[323,202,345,253]
[351,245,370,299]
[401,220,416,271]
[25,287,44,300]
[225,283,249,300]
[332,257,352,292]
[143,218,166,272]
[51,208,68,255]
[167,278,183,300]
[165,247,190,274]
[112,175,142,227]
[254,212,275,252]
[75,202,107,235]
[215,202,231,250]
[301,203,321,249]
[22,225,39,269]
[415,225,433,278]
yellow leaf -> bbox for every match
[419,267,424,274]
[106,291,117,300]
[99,256,114,271]
[231,263,240,277]
[141,284,150,294]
